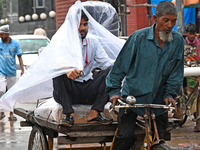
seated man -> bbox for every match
[53,11,114,127]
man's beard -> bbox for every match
[80,30,87,39]
[1,37,7,43]
[159,31,172,42]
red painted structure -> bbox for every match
[55,0,87,30]
[55,0,153,36]
[126,0,154,35]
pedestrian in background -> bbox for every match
[34,28,47,37]
[0,25,24,121]
[184,22,200,132]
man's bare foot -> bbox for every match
[87,110,113,125]
[87,110,98,121]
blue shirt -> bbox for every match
[0,39,22,77]
[106,25,184,116]
[75,36,114,82]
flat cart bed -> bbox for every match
[14,108,173,150]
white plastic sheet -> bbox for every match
[83,1,120,36]
[0,1,125,111]
[34,98,91,123]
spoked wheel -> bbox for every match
[28,126,49,150]
[151,144,171,150]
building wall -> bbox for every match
[55,0,87,30]
[55,0,153,36]
[126,0,153,36]
[4,0,56,39]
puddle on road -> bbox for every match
[0,139,18,143]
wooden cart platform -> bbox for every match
[14,108,175,150]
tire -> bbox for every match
[178,115,188,126]
[28,126,49,150]
[151,144,171,150]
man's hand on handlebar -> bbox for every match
[110,95,122,110]
[164,97,177,111]
[66,69,83,80]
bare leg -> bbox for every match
[0,112,5,120]
[8,112,17,121]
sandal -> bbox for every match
[8,115,17,121]
[0,114,5,120]
[194,126,200,132]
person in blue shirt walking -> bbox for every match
[106,1,184,149]
[0,25,24,121]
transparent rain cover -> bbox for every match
[83,1,120,36]
[0,1,125,111]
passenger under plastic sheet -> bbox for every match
[0,1,125,125]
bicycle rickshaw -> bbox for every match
[13,95,179,150]
[11,1,181,149]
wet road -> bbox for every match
[1,102,200,150]
[0,104,33,150]
[166,119,200,150]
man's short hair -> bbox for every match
[185,22,197,33]
[81,10,89,21]
[155,1,177,18]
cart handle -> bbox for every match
[117,97,175,109]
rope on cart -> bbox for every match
[26,111,34,122]
[45,110,52,129]
[26,111,42,126]
[33,115,41,126]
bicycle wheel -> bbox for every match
[28,126,49,150]
[151,144,171,150]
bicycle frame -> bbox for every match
[114,100,174,150]
[142,108,163,150]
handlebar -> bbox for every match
[116,99,175,110]
[109,96,175,112]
